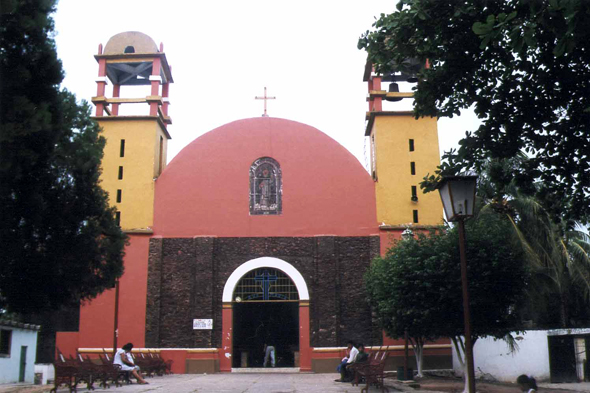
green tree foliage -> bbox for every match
[0,0,126,313]
[358,0,590,224]
[365,210,527,374]
[478,156,590,328]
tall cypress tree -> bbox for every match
[0,0,126,316]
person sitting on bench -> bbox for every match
[336,345,351,373]
[356,344,369,363]
[114,343,149,384]
[335,340,358,382]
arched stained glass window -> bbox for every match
[233,268,299,302]
[249,157,282,215]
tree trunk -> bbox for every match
[463,371,469,393]
[560,291,568,328]
[451,336,470,393]
[451,336,464,370]
[410,338,424,377]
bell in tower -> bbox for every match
[363,58,443,241]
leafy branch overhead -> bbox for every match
[359,0,590,224]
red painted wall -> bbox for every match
[153,117,378,237]
[379,228,439,256]
[78,235,150,348]
[160,350,189,374]
[299,305,311,372]
[219,308,233,372]
[383,335,452,356]
[380,230,402,255]
[55,332,79,359]
[68,118,380,361]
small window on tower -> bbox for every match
[116,189,122,203]
[371,134,377,181]
[124,46,135,53]
[115,211,121,226]
[411,186,418,200]
[410,162,416,175]
[158,136,164,175]
[120,140,125,158]
[413,210,419,223]
[118,166,123,180]
[409,139,415,152]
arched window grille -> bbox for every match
[249,157,282,215]
[233,268,299,302]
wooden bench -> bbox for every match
[134,351,164,377]
[97,352,127,387]
[51,350,78,393]
[351,348,390,393]
[51,349,105,392]
[51,348,172,392]
[101,350,131,385]
[349,348,379,384]
[148,350,173,375]
[75,353,110,390]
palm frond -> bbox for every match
[502,333,520,354]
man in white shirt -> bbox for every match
[335,341,358,382]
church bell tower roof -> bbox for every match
[103,31,159,55]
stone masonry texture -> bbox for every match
[145,236,382,349]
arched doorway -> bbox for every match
[232,268,298,367]
[220,257,311,372]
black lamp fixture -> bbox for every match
[436,175,477,221]
[401,228,414,240]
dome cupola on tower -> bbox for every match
[103,31,159,55]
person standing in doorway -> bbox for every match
[263,343,276,367]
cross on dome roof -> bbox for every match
[255,87,276,117]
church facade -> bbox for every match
[56,32,451,373]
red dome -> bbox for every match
[153,117,378,237]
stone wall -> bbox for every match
[145,236,381,349]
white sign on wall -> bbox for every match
[193,319,213,330]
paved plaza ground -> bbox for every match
[2,373,590,393]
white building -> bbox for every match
[453,329,590,384]
[0,320,40,384]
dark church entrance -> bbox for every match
[231,268,300,368]
[232,302,299,368]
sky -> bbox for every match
[52,0,480,169]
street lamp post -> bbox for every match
[436,175,477,393]
[401,227,413,381]
[112,280,120,356]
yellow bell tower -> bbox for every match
[92,32,173,232]
[363,62,443,235]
